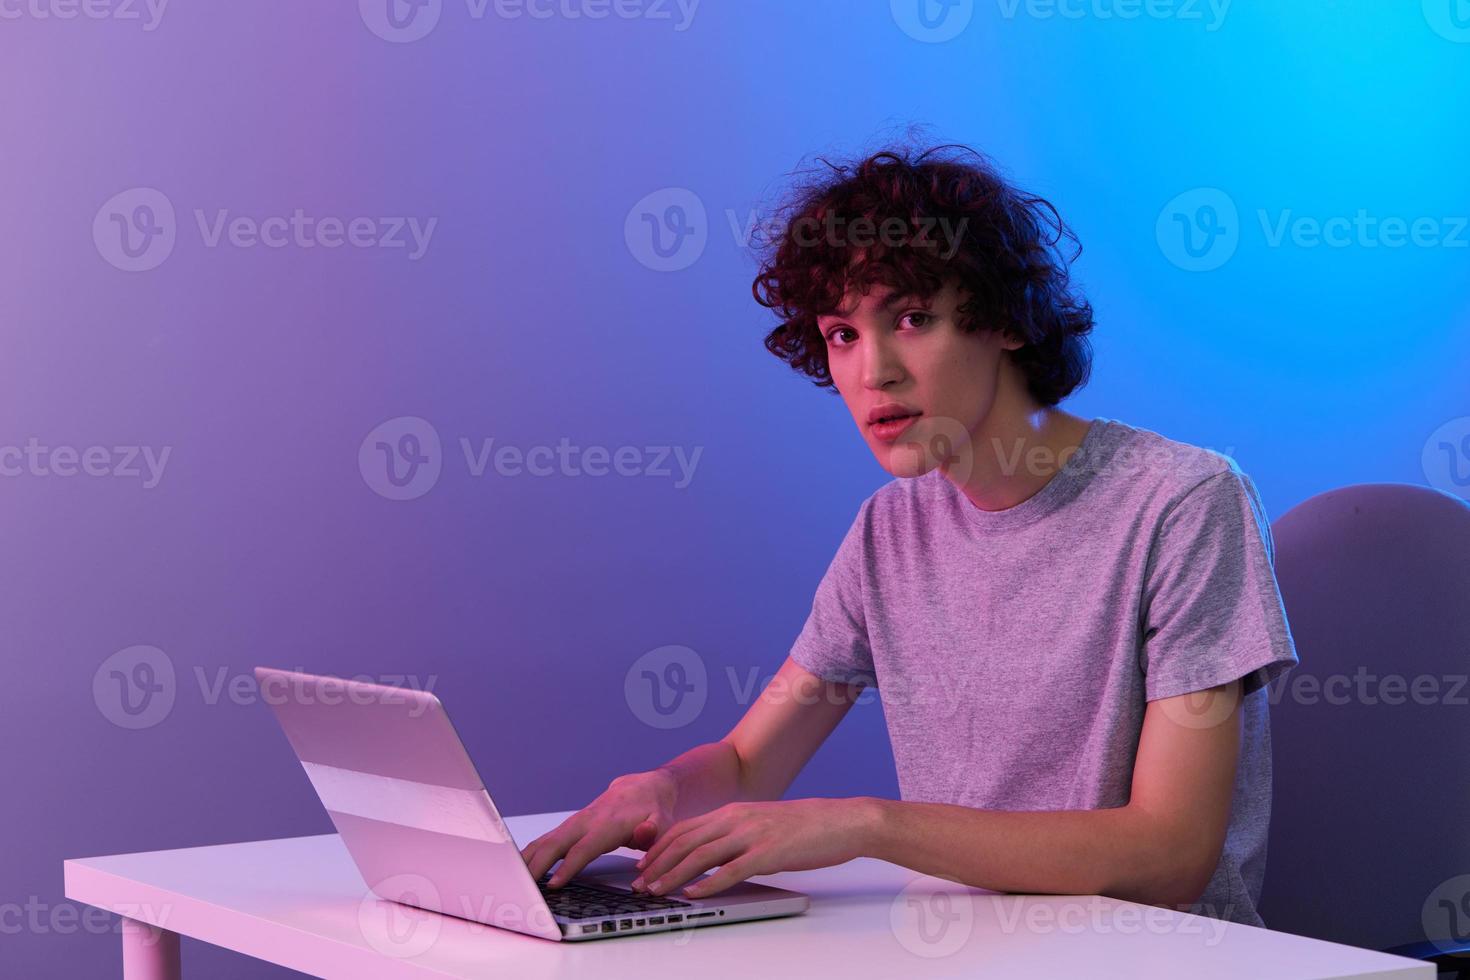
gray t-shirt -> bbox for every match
[789,416,1299,926]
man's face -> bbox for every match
[818,278,1023,478]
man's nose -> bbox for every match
[862,337,904,390]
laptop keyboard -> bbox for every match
[536,872,693,921]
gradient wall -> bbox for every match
[2,1,1467,975]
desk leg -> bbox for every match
[121,917,181,980]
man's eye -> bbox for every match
[826,327,856,346]
[901,311,933,329]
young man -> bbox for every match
[521,143,1298,926]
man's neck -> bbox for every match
[946,391,1092,513]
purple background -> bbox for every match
[3,1,1468,975]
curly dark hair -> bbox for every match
[751,141,1094,407]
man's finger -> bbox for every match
[681,853,761,898]
[639,827,732,892]
[547,826,625,889]
[628,817,660,851]
[646,838,743,896]
[637,814,709,874]
[524,823,582,880]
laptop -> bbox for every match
[255,666,811,942]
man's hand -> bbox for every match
[520,769,679,888]
[630,797,878,898]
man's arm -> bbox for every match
[524,655,862,884]
[656,654,865,819]
[635,678,1241,908]
[861,679,1241,908]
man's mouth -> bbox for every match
[866,403,923,426]
[869,411,923,442]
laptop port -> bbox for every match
[580,924,601,935]
[687,912,717,919]
[648,916,664,925]
[667,914,683,923]
[619,919,633,930]
[600,922,615,933]
[634,919,645,926]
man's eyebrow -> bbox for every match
[817,291,921,323]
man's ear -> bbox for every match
[999,328,1025,352]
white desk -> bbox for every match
[63,810,1433,979]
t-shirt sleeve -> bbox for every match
[788,495,879,689]
[1139,467,1299,701]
